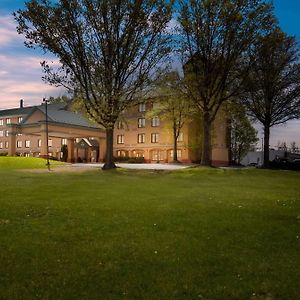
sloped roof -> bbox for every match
[0,106,34,117]
[36,103,99,129]
[0,102,100,129]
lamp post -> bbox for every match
[43,98,50,170]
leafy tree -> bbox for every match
[48,95,71,104]
[14,0,173,169]
[149,72,193,162]
[290,141,299,153]
[242,28,300,167]
[177,0,275,165]
[227,102,258,165]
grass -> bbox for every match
[0,156,64,169]
[0,159,299,299]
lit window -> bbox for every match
[0,142,3,149]
[138,103,146,112]
[170,149,182,158]
[17,141,22,148]
[18,117,23,123]
[5,141,9,149]
[151,133,159,143]
[117,150,127,157]
[48,139,53,147]
[151,150,164,161]
[177,132,184,142]
[138,118,145,128]
[138,133,145,144]
[17,133,22,136]
[61,138,67,145]
[117,135,124,144]
[38,139,42,147]
[0,119,3,126]
[6,118,11,125]
[151,116,160,127]
[0,130,3,137]
[25,140,30,148]
[117,121,124,129]
[5,130,9,137]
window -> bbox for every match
[61,138,67,145]
[117,135,124,144]
[5,130,9,137]
[0,130,3,137]
[17,133,22,136]
[152,102,160,110]
[18,117,23,123]
[0,119,3,126]
[117,150,127,157]
[177,132,184,142]
[138,103,146,112]
[6,118,11,125]
[151,133,159,143]
[0,142,3,149]
[38,139,42,147]
[48,139,53,147]
[17,141,22,148]
[138,118,145,128]
[25,140,30,148]
[138,133,145,144]
[151,116,160,127]
[151,150,164,161]
[5,141,9,149]
[170,149,182,158]
[117,121,124,129]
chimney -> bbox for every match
[20,99,24,108]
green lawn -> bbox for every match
[0,159,299,299]
[0,156,64,169]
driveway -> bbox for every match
[71,163,193,170]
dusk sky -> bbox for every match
[0,0,299,147]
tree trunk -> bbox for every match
[201,112,211,166]
[102,128,116,170]
[263,125,270,168]
[173,127,178,162]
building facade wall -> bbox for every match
[113,102,229,165]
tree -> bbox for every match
[178,0,275,165]
[149,72,193,162]
[242,28,300,168]
[227,102,258,165]
[14,0,173,169]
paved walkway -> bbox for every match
[71,163,193,170]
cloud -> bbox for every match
[0,14,23,47]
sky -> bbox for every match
[0,0,299,147]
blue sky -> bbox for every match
[0,0,299,146]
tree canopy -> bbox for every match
[242,28,300,167]
[178,0,276,165]
[14,0,173,169]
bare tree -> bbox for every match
[14,0,173,169]
[177,0,275,165]
[242,28,300,168]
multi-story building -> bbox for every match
[0,100,229,166]
[114,102,229,166]
[0,100,106,162]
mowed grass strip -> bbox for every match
[0,157,64,170]
[0,163,299,299]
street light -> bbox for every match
[43,98,50,171]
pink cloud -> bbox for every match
[0,15,23,47]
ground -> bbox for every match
[0,158,299,299]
